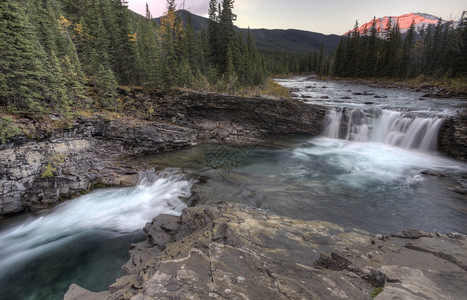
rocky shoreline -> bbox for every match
[65,202,467,300]
[1,90,466,299]
[0,92,326,216]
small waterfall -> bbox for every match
[0,169,193,278]
[322,108,443,152]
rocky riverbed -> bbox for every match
[1,90,465,216]
[65,202,467,300]
[1,90,466,299]
[0,92,326,216]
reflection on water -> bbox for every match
[137,137,467,235]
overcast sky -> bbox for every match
[127,0,466,35]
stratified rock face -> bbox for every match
[0,117,197,214]
[129,91,327,144]
[67,203,466,300]
[438,110,467,161]
[0,93,326,215]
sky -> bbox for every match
[127,0,466,35]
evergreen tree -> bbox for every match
[136,3,160,85]
[95,64,118,110]
[451,11,467,77]
[159,0,182,88]
[0,0,49,111]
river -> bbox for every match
[0,77,466,299]
[0,170,192,299]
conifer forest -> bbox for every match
[0,0,466,115]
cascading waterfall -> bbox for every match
[0,169,193,279]
[322,107,444,151]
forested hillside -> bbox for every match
[289,14,467,88]
[0,0,266,114]
[155,10,342,54]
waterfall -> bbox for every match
[0,169,193,278]
[322,108,443,152]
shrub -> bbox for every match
[0,116,21,143]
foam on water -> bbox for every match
[322,108,444,152]
[0,170,193,278]
[293,137,466,188]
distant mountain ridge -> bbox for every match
[348,12,459,36]
[154,10,341,54]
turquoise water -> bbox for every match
[0,171,192,300]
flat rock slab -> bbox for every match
[66,203,466,300]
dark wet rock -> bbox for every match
[364,101,374,105]
[301,95,313,98]
[423,92,453,99]
[438,110,467,162]
[341,96,352,99]
[354,91,375,96]
[320,96,330,99]
[420,170,445,177]
[322,86,327,88]
[66,203,467,300]
[374,95,387,98]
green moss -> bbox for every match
[371,287,383,298]
[41,163,56,178]
[41,154,67,178]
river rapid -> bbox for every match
[0,76,465,299]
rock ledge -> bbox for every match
[66,203,467,300]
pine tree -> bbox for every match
[0,0,49,111]
[95,64,118,110]
[207,0,220,72]
[112,0,138,85]
[218,0,236,76]
[451,11,467,77]
[136,3,160,86]
[400,21,415,78]
[159,0,182,88]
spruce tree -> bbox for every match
[0,0,49,111]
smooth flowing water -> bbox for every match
[0,170,193,300]
[135,76,466,234]
[1,76,466,299]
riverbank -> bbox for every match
[0,91,326,216]
[1,85,466,299]
[328,76,467,99]
[65,202,467,300]
[2,87,466,216]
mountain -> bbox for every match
[348,13,459,36]
[154,10,341,54]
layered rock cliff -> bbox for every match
[0,93,326,215]
[438,110,467,162]
[0,117,197,214]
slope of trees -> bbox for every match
[332,14,467,80]
[263,12,467,87]
[0,0,266,114]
